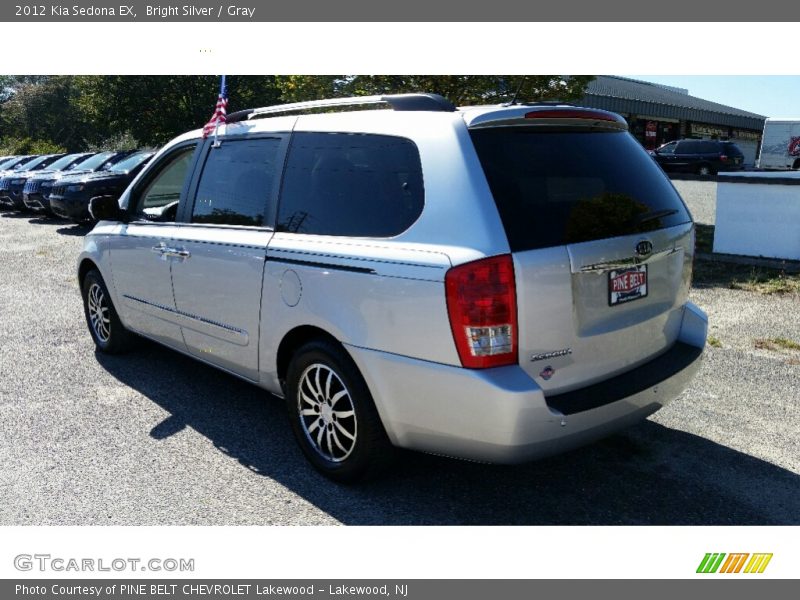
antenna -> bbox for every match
[505,77,527,106]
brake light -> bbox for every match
[720,154,728,162]
[445,254,518,369]
[524,109,618,122]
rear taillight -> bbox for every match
[720,154,728,162]
[445,254,518,369]
[524,109,618,122]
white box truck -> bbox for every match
[757,118,800,170]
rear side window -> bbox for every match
[192,137,282,227]
[470,129,691,252]
[697,141,719,153]
[277,132,424,237]
[676,141,700,153]
[723,142,743,156]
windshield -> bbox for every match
[17,156,53,171]
[45,153,87,171]
[109,152,152,173]
[0,157,20,170]
[12,157,38,170]
[73,151,116,171]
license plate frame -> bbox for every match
[608,264,648,306]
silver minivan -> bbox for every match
[78,93,707,481]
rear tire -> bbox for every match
[285,339,394,482]
[81,269,136,354]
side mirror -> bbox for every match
[89,195,127,222]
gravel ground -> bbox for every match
[0,189,798,525]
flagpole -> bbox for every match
[213,75,226,147]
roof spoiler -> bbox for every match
[227,93,456,124]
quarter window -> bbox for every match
[657,142,677,154]
[277,132,424,237]
[191,137,282,227]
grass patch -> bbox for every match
[693,261,800,294]
[729,271,800,295]
[707,335,722,348]
[754,337,800,352]
[691,223,800,294]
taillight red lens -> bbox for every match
[720,154,728,162]
[524,109,618,122]
[445,254,518,369]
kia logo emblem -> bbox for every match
[635,240,653,257]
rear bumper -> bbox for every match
[346,302,707,464]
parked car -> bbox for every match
[0,154,65,210]
[652,139,744,176]
[4,152,94,213]
[0,155,37,179]
[49,151,154,222]
[23,151,131,214]
[77,94,707,482]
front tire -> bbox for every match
[697,163,713,177]
[81,269,136,354]
[285,340,394,482]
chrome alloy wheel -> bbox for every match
[87,282,111,343]
[297,363,358,462]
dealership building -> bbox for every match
[580,76,766,166]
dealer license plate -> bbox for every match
[608,265,648,306]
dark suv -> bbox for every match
[49,150,154,222]
[22,151,133,215]
[0,154,65,209]
[652,139,745,176]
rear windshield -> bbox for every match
[470,129,692,252]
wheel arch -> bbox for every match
[276,325,345,388]
[78,257,99,287]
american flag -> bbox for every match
[202,75,228,139]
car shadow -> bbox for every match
[27,214,65,226]
[55,223,92,236]
[1,210,36,218]
[95,342,800,525]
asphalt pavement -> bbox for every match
[0,190,798,525]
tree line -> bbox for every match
[0,75,594,154]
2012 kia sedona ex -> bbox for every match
[77,94,707,482]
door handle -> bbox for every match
[151,243,190,259]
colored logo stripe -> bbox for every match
[719,553,749,573]
[697,553,726,573]
[744,553,773,573]
[697,553,773,574]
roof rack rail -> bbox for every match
[227,93,456,124]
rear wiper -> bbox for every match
[635,209,678,224]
